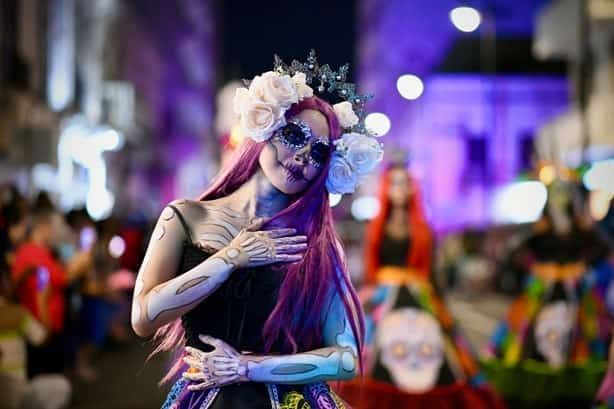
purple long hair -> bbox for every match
[151,96,365,384]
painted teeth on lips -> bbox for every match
[283,164,305,181]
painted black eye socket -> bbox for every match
[279,123,309,148]
[310,141,330,166]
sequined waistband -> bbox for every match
[162,379,347,409]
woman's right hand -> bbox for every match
[216,221,307,269]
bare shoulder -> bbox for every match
[164,198,208,221]
[165,198,249,224]
[166,198,252,253]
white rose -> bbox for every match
[341,133,384,175]
[333,101,359,129]
[326,154,358,194]
[292,72,314,100]
[249,71,298,109]
[240,99,285,142]
[232,87,250,115]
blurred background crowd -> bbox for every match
[1,0,614,408]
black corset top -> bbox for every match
[167,204,286,354]
[179,244,285,354]
[379,234,411,267]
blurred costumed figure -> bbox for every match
[483,179,612,409]
[338,159,505,409]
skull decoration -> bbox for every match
[376,307,444,393]
[535,301,574,368]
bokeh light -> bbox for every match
[589,190,614,221]
[228,123,244,148]
[86,188,115,221]
[329,193,343,207]
[365,112,391,137]
[351,196,381,221]
[583,159,614,193]
[79,226,96,251]
[109,235,126,258]
[94,129,124,151]
[491,181,548,224]
[396,74,424,100]
[538,164,556,185]
[450,7,482,33]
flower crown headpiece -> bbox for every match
[233,50,384,195]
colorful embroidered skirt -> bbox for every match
[161,378,347,409]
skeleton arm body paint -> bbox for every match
[131,202,235,337]
[183,276,359,389]
[131,201,306,337]
[244,294,358,384]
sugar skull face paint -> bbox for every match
[376,308,444,393]
[535,301,574,368]
[258,109,330,195]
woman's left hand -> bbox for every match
[182,335,248,391]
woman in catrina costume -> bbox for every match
[337,163,505,409]
[131,51,385,409]
[483,181,612,409]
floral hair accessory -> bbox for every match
[233,50,384,194]
[333,101,359,129]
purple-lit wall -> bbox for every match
[358,0,569,231]
[122,0,217,205]
[405,75,568,231]
[358,0,459,131]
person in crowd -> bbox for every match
[338,163,505,409]
[11,207,90,377]
[0,260,71,409]
[60,208,94,380]
[77,218,125,380]
[483,180,612,409]
[0,185,29,282]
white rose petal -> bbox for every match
[333,101,359,129]
[326,155,358,194]
[247,74,265,100]
[292,72,314,100]
[249,71,298,109]
[341,133,384,175]
[240,100,285,142]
